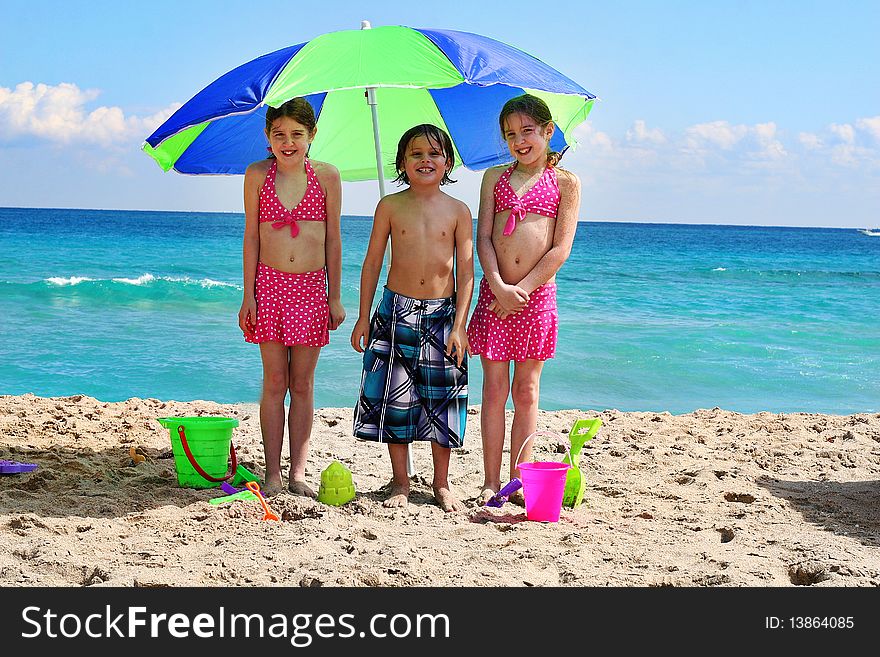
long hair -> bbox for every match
[264,98,317,158]
[499,94,562,167]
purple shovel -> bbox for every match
[0,460,38,474]
[485,478,523,507]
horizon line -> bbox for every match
[0,205,871,231]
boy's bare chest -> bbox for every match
[393,214,456,242]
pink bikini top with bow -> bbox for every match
[493,163,560,236]
[259,158,326,238]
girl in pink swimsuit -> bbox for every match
[238,98,345,498]
[466,94,582,506]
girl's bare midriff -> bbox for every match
[491,210,556,285]
[258,220,326,273]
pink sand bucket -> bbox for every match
[515,431,571,522]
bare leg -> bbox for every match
[479,358,511,504]
[383,443,410,507]
[431,441,463,512]
[509,359,544,505]
[286,345,321,498]
[258,342,290,496]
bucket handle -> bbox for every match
[514,431,572,468]
[177,425,238,483]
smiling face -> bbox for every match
[502,111,555,168]
[266,115,315,165]
[400,134,450,187]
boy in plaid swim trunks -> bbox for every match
[351,124,474,512]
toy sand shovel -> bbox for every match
[561,418,602,508]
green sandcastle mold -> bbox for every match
[317,461,356,506]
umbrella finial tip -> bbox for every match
[361,20,372,29]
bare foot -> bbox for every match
[508,490,526,507]
[287,480,317,499]
[479,486,499,506]
[261,478,283,497]
[382,480,409,508]
[434,485,464,512]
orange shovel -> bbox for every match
[245,481,279,521]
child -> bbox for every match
[238,97,345,498]
[466,94,581,505]
[351,124,474,512]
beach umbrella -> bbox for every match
[142,22,597,475]
[143,22,597,197]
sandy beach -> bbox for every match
[1,393,878,587]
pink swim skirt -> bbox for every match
[244,262,329,347]
[466,278,558,361]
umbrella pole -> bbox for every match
[362,19,414,478]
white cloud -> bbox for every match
[856,116,880,141]
[571,121,614,153]
[626,120,666,144]
[678,120,790,164]
[570,115,877,178]
[798,132,822,150]
[752,122,786,160]
[684,120,749,151]
[804,118,880,168]
[0,81,178,147]
[829,122,855,144]
[830,144,858,166]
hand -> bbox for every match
[328,299,346,331]
[350,317,371,353]
[238,298,257,337]
[445,328,469,368]
[492,283,529,314]
[488,299,515,320]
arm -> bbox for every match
[316,162,346,330]
[238,163,263,336]
[447,202,474,366]
[515,170,581,294]
[474,168,529,313]
[350,197,393,352]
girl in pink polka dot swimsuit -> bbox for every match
[466,94,582,506]
[237,98,346,498]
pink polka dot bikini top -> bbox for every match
[259,158,326,238]
[493,163,560,236]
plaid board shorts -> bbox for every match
[353,287,467,447]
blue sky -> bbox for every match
[1,0,878,226]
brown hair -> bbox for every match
[499,94,562,167]
[264,98,317,158]
[393,124,456,186]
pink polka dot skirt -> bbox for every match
[467,278,558,361]
[244,262,329,347]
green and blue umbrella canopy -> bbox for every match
[143,25,597,181]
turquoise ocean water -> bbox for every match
[1,207,878,414]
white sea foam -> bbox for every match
[109,274,241,290]
[46,273,242,289]
[712,267,727,271]
[164,276,239,289]
[112,273,156,285]
[46,276,94,286]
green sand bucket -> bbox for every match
[157,417,239,489]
